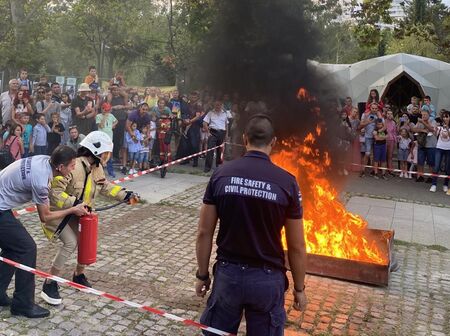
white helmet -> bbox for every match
[80,131,113,156]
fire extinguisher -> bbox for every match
[78,213,98,265]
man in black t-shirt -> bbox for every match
[195,115,307,336]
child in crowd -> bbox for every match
[385,110,397,175]
[397,128,412,178]
[96,102,118,177]
[125,121,142,174]
[47,112,65,155]
[149,114,157,165]
[372,118,388,179]
[19,114,32,158]
[3,123,24,161]
[60,93,72,144]
[31,113,51,155]
[407,138,418,179]
[139,125,150,171]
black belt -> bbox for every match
[210,129,226,133]
[217,259,276,269]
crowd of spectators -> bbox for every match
[0,67,236,178]
[341,90,450,195]
[1,68,448,196]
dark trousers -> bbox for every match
[200,261,286,336]
[33,145,47,156]
[0,210,36,308]
[205,130,226,171]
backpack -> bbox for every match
[0,136,18,169]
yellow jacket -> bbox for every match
[43,156,127,233]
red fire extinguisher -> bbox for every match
[78,213,98,265]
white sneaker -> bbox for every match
[408,173,412,179]
[399,172,404,178]
[429,185,437,192]
[343,169,348,176]
[443,186,449,193]
[128,169,134,175]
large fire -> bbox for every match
[274,89,388,265]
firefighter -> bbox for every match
[40,131,138,305]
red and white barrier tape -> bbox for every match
[224,141,450,179]
[349,163,450,179]
[13,144,225,217]
[0,256,234,336]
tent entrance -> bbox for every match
[381,72,424,110]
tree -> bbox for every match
[0,0,53,77]
[352,0,393,54]
[394,0,450,61]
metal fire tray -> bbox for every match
[287,229,395,287]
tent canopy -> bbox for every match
[310,53,450,111]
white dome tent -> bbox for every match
[311,53,450,112]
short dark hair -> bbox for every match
[51,82,60,88]
[89,65,96,71]
[424,95,431,100]
[244,114,274,147]
[50,145,77,167]
[34,113,45,121]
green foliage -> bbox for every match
[0,0,53,76]
[352,0,393,49]
[395,0,450,61]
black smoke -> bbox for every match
[197,0,346,152]
[194,0,350,180]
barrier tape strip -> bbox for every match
[225,141,450,179]
[0,256,234,336]
[12,144,225,217]
[348,162,450,179]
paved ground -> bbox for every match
[0,168,449,335]
[346,196,450,248]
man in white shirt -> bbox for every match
[0,79,20,125]
[0,147,88,318]
[203,99,232,172]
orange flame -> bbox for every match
[273,129,388,265]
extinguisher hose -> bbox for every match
[94,200,128,212]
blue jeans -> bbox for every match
[23,148,30,158]
[432,148,450,186]
[200,261,286,336]
[417,147,435,167]
[106,158,114,176]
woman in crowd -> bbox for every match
[2,123,24,161]
[430,110,450,194]
[11,90,33,124]
[365,89,384,113]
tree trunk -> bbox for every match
[9,0,26,73]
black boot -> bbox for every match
[0,293,11,307]
[10,303,50,318]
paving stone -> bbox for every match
[0,185,449,335]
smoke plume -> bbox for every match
[198,0,345,149]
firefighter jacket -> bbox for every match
[43,156,127,233]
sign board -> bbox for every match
[55,76,65,85]
[66,77,77,86]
